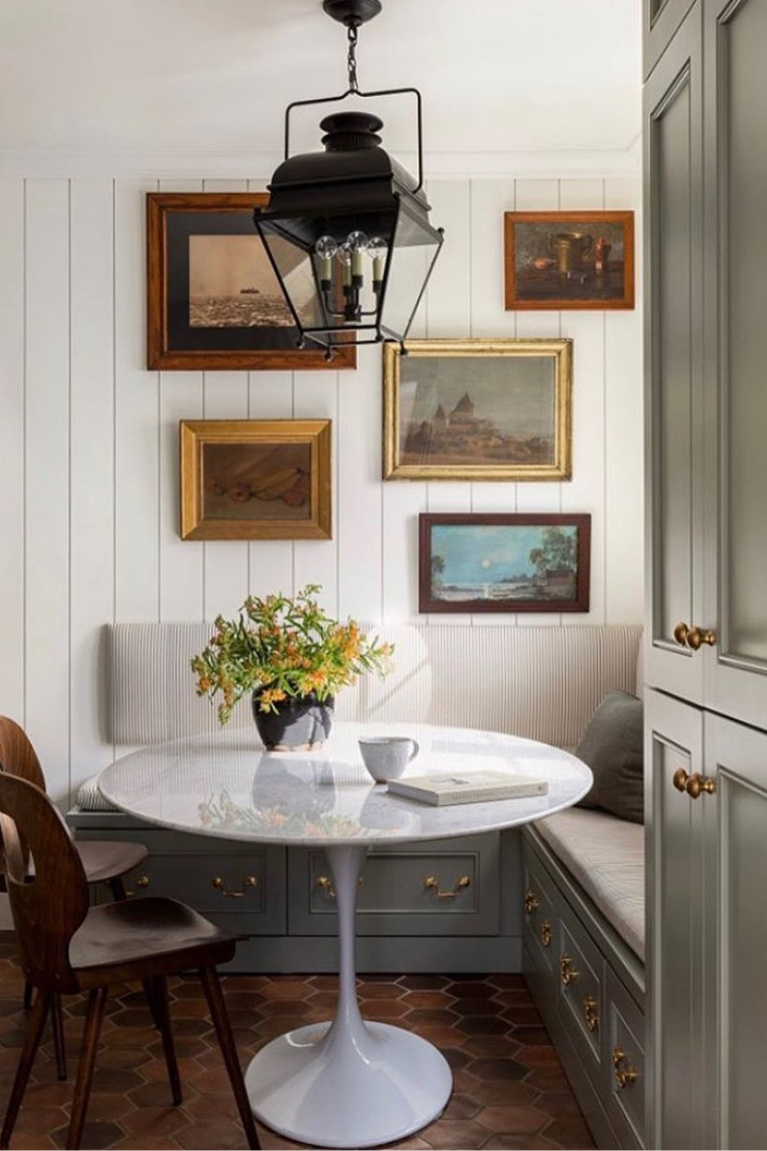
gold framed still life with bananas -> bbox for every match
[180,419,331,541]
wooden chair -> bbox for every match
[0,772,260,1151]
[0,716,148,1080]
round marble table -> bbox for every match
[99,721,591,1150]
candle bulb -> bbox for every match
[314,235,338,288]
[347,231,368,281]
[367,236,388,290]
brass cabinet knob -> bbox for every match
[560,954,580,986]
[685,772,717,799]
[673,621,692,647]
[612,1046,639,1090]
[211,875,258,898]
[125,875,150,898]
[424,875,471,900]
[673,621,717,650]
[540,919,552,948]
[524,889,540,915]
[583,995,599,1033]
[673,767,691,793]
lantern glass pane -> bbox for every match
[258,228,325,329]
[380,203,443,342]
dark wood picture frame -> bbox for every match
[504,210,635,311]
[419,513,591,614]
[180,419,332,541]
[147,192,356,371]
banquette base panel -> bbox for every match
[67,810,524,974]
[522,827,645,1150]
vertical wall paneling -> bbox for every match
[24,180,71,797]
[69,180,116,789]
[559,179,607,625]
[604,176,644,622]
[114,179,161,621]
[158,179,204,622]
[293,370,340,615]
[200,179,250,619]
[0,180,25,723]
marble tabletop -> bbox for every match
[98,722,592,846]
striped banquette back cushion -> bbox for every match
[108,623,642,750]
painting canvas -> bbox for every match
[504,211,634,310]
[148,193,356,371]
[180,420,331,541]
[384,340,572,481]
[419,514,591,613]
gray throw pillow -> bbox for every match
[576,691,644,824]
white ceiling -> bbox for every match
[0,0,641,160]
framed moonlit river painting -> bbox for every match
[419,513,591,614]
[383,339,572,481]
[147,193,356,371]
[180,419,331,541]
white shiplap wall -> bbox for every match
[0,173,643,802]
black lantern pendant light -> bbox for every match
[254,0,445,356]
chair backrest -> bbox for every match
[0,774,89,993]
[0,717,47,792]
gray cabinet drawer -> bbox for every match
[522,845,558,972]
[557,906,604,1068]
[605,970,645,1148]
[75,827,286,936]
[289,834,500,936]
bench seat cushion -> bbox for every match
[534,808,645,960]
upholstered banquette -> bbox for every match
[70,621,645,1147]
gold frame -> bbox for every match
[180,419,332,541]
[383,338,573,481]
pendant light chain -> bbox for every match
[347,25,360,93]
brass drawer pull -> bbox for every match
[560,954,580,986]
[125,875,150,897]
[211,875,258,898]
[524,889,540,915]
[612,1046,639,1090]
[583,995,599,1033]
[540,919,552,948]
[685,772,716,799]
[316,875,363,899]
[424,875,471,900]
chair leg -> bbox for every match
[199,967,260,1151]
[0,990,50,1149]
[51,992,67,1080]
[22,980,33,1010]
[146,976,181,1105]
[66,985,107,1151]
[108,876,127,901]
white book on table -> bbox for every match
[386,770,549,806]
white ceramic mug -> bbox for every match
[358,736,420,783]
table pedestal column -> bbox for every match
[245,843,452,1149]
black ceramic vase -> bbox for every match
[251,690,334,751]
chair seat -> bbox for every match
[69,897,236,984]
[74,839,148,884]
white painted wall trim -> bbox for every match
[0,147,640,181]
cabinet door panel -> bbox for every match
[646,689,705,1149]
[703,0,767,726]
[644,3,705,704]
[705,713,767,1150]
[644,0,698,77]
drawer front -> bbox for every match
[605,970,646,1148]
[289,834,500,936]
[557,907,604,1067]
[522,843,558,972]
[76,829,287,935]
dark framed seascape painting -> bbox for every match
[504,210,635,311]
[419,513,591,614]
[383,339,572,481]
[147,193,356,370]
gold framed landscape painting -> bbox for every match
[180,419,331,541]
[383,339,572,481]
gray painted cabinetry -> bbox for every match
[644,0,767,1144]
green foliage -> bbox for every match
[529,527,577,576]
[191,584,393,725]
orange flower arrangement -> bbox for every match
[191,584,393,724]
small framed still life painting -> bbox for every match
[180,419,331,541]
[383,338,572,482]
[419,513,591,614]
[504,210,635,310]
[147,192,356,371]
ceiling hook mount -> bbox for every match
[322,0,383,29]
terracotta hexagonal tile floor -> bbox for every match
[0,935,595,1150]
